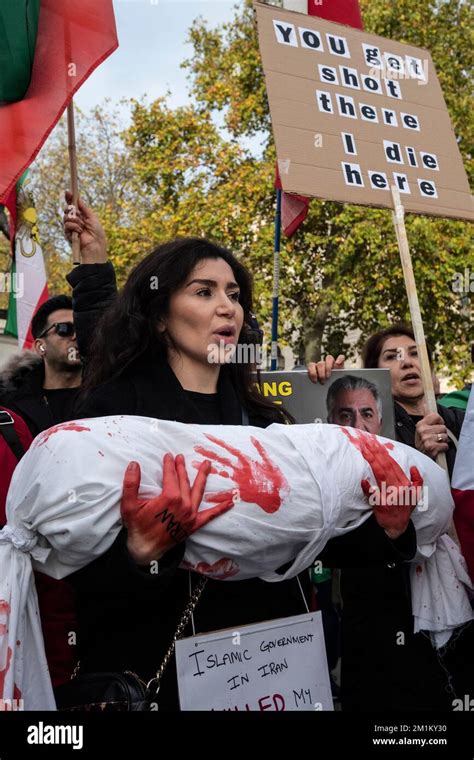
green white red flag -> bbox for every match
[0,0,118,204]
[4,171,48,350]
[0,0,118,346]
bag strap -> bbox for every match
[146,575,207,698]
[0,410,25,461]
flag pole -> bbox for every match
[67,100,80,264]
[271,188,282,371]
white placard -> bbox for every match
[175,612,333,711]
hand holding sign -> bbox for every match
[307,354,345,385]
[414,412,449,459]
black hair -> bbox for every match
[362,323,432,368]
[31,295,73,338]
[83,237,292,424]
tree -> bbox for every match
[181,0,473,382]
[26,0,473,384]
[29,103,135,293]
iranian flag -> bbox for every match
[452,391,474,582]
[0,0,118,204]
[277,0,363,236]
[0,0,117,346]
[4,171,48,350]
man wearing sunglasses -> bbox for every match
[0,295,82,438]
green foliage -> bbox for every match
[180,0,474,382]
[360,0,474,183]
[30,102,135,292]
[29,0,473,383]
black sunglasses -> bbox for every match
[38,321,76,339]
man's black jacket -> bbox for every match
[0,355,78,437]
[0,262,118,436]
[339,402,467,711]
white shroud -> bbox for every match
[0,416,472,709]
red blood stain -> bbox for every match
[0,625,6,635]
[0,647,12,699]
[340,426,394,457]
[182,557,240,580]
[416,565,423,575]
[340,426,423,540]
[0,601,10,615]
[36,422,91,447]
[193,435,288,514]
[13,683,21,700]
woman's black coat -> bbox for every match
[66,262,418,710]
[68,352,414,710]
[69,355,317,709]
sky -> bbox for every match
[74,0,244,113]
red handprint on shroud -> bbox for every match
[340,426,423,538]
[339,426,395,458]
[193,435,289,514]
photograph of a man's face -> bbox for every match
[326,375,383,435]
[257,369,395,440]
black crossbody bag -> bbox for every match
[54,576,207,711]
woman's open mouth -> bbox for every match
[401,373,421,385]
[212,327,237,344]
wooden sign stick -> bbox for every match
[391,185,448,469]
[67,100,81,265]
[391,185,461,544]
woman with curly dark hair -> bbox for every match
[63,207,309,711]
[79,235,291,426]
[61,201,422,711]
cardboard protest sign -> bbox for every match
[254,2,473,220]
[257,368,396,439]
[175,612,333,711]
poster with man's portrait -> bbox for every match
[257,369,396,440]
